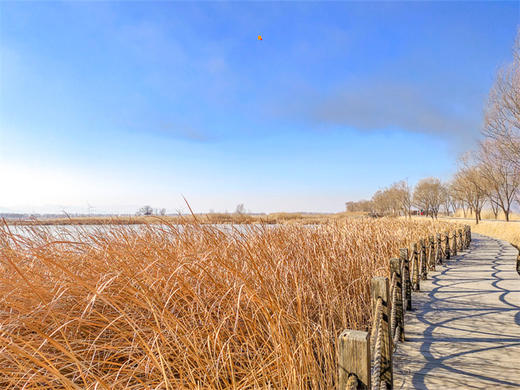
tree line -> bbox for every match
[347,34,520,224]
[136,205,167,216]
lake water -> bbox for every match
[3,223,281,241]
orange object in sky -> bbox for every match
[258,35,262,40]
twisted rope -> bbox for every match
[419,247,426,279]
[390,272,396,297]
[411,250,420,289]
[401,256,410,311]
[390,276,397,340]
[409,256,415,288]
[393,325,401,349]
[346,374,358,390]
[371,305,383,390]
[429,242,435,270]
[370,297,383,354]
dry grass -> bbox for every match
[0,218,459,389]
[438,211,520,247]
[462,220,520,248]
[451,209,520,221]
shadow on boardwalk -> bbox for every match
[394,233,520,389]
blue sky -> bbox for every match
[1,1,519,214]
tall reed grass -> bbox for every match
[0,218,458,389]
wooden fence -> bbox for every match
[337,225,471,389]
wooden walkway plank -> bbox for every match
[393,233,520,389]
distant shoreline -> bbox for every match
[2,212,368,226]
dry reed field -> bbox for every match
[0,218,459,389]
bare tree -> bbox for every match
[489,197,500,219]
[452,164,487,224]
[369,180,413,217]
[413,177,446,219]
[477,138,520,221]
[442,183,455,216]
[446,181,466,217]
[138,205,154,216]
[448,182,464,216]
[371,189,390,216]
[235,204,246,214]
[391,180,412,218]
[483,32,520,172]
[346,200,373,212]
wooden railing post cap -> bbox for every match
[339,329,368,341]
[372,276,388,284]
[338,329,370,389]
[371,277,390,311]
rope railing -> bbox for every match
[337,224,471,389]
[399,248,411,311]
[420,239,427,280]
[370,297,384,390]
[370,297,383,354]
[411,243,420,291]
[390,276,399,349]
[346,375,359,390]
[436,233,443,264]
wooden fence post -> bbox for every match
[445,232,451,260]
[452,231,457,257]
[436,233,442,265]
[412,243,420,291]
[458,229,463,251]
[420,239,428,280]
[371,277,393,388]
[399,248,411,311]
[428,235,435,271]
[390,258,405,342]
[338,330,370,390]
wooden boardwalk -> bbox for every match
[393,233,520,389]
